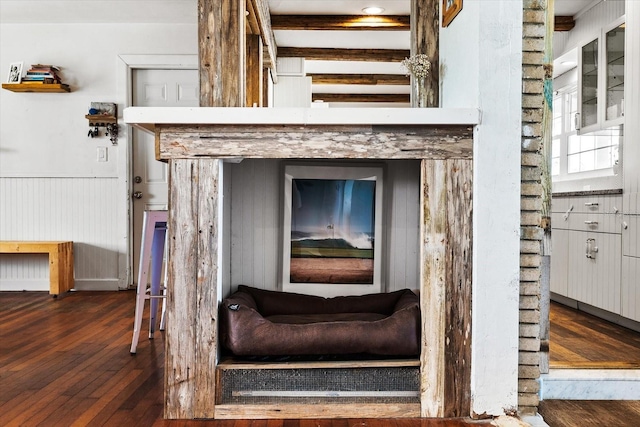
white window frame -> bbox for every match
[551,81,623,194]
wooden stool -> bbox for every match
[130,210,168,354]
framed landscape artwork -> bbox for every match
[282,164,383,297]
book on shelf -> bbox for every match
[23,64,63,84]
[30,64,61,72]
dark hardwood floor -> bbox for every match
[3,291,640,426]
[538,400,640,427]
[549,301,640,369]
[0,291,488,427]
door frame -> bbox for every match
[116,54,198,288]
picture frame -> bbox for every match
[7,62,23,84]
[282,164,383,297]
[442,0,463,28]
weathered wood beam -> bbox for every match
[271,14,410,31]
[157,124,473,160]
[443,159,472,417]
[166,0,244,419]
[166,159,199,419]
[420,159,472,417]
[246,34,263,107]
[420,159,447,418]
[278,47,409,62]
[312,93,409,103]
[411,0,439,107]
[554,15,575,32]
[167,159,222,419]
[247,0,278,81]
[308,74,409,85]
[245,1,260,35]
[198,0,246,107]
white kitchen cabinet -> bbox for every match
[577,17,625,134]
[551,193,623,315]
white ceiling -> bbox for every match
[1,0,598,99]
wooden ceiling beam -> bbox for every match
[278,47,409,62]
[554,16,575,32]
[312,93,410,103]
[245,1,260,35]
[271,14,410,31]
[309,74,409,85]
[247,0,278,82]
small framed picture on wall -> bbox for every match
[442,0,463,27]
[7,62,23,83]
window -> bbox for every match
[552,86,621,185]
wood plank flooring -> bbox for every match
[0,291,487,426]
[538,400,640,427]
[3,291,640,426]
[549,301,640,369]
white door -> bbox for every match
[131,69,199,285]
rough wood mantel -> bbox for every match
[125,107,478,161]
[124,106,478,419]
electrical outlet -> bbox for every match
[97,147,108,162]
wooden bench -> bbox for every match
[0,241,74,296]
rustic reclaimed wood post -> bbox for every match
[411,0,439,107]
[420,159,472,417]
[412,0,450,418]
[246,34,263,107]
[164,0,246,419]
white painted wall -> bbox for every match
[441,0,522,416]
[0,13,197,290]
[224,159,420,297]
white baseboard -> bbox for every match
[0,279,120,292]
[0,279,48,291]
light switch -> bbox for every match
[97,146,108,162]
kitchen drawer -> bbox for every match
[551,211,622,234]
[568,212,622,234]
[570,195,622,214]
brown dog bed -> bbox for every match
[220,285,420,357]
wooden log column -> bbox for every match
[246,34,263,107]
[411,0,439,107]
[165,0,246,419]
[420,159,472,417]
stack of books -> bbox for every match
[21,64,62,84]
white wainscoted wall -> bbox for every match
[0,3,198,291]
[0,178,120,290]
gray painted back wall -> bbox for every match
[223,159,421,297]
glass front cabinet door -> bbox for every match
[577,17,625,133]
[580,38,599,130]
[605,22,625,122]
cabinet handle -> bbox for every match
[584,221,599,225]
[575,113,581,130]
[584,202,599,207]
[586,238,598,259]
